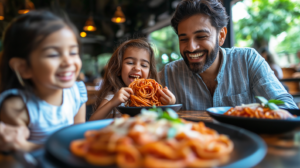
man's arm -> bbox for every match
[248,49,297,109]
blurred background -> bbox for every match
[1,0,300,104]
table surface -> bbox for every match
[1,110,300,168]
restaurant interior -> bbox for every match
[1,0,300,168]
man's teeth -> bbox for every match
[188,53,205,59]
[58,72,73,77]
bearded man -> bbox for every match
[159,0,297,110]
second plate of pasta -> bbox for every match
[206,106,300,134]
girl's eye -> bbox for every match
[126,62,133,65]
[141,64,148,68]
[70,52,78,56]
[47,54,59,57]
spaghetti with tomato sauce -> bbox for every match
[70,111,233,168]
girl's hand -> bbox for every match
[158,87,176,105]
[111,87,133,106]
[0,122,29,152]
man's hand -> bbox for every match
[0,122,29,152]
[158,87,176,105]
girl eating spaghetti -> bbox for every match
[89,38,176,120]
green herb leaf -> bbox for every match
[266,102,279,110]
[268,99,285,105]
[255,96,268,104]
[159,112,181,123]
[166,108,178,119]
[167,127,177,139]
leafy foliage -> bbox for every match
[149,26,181,70]
[234,0,300,50]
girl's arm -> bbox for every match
[0,96,41,152]
[158,87,176,105]
[0,122,29,152]
[89,87,133,120]
[74,103,86,124]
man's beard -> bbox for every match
[182,39,219,74]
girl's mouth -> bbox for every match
[129,75,141,82]
[56,72,74,81]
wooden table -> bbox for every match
[178,110,300,168]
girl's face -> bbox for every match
[121,47,151,86]
[28,27,81,91]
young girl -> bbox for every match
[0,11,87,151]
[89,38,176,120]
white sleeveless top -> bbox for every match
[0,82,87,144]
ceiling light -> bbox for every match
[18,0,34,14]
[111,6,126,23]
[80,32,87,38]
[83,15,97,32]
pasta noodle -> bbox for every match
[70,110,233,168]
[224,106,295,119]
[126,78,163,107]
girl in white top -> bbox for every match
[90,39,176,120]
[0,11,87,151]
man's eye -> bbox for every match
[197,36,206,39]
[180,39,187,42]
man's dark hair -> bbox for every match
[171,0,229,34]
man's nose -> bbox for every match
[187,39,199,52]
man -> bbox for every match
[159,0,297,110]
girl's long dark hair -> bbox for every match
[0,10,80,93]
[94,38,159,111]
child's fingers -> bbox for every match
[158,89,168,98]
[159,89,171,102]
[124,87,134,95]
[122,90,131,98]
[160,97,168,105]
[161,88,174,98]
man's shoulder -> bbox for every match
[223,47,261,63]
[163,59,185,70]
[224,47,258,57]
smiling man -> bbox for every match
[159,0,297,110]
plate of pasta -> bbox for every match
[117,78,182,116]
[206,105,300,134]
[46,109,266,168]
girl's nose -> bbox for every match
[61,54,72,67]
[133,65,141,71]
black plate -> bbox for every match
[46,119,267,168]
[116,104,182,116]
[206,107,300,134]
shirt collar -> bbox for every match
[216,47,227,82]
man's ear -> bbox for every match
[9,58,32,79]
[218,27,227,46]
